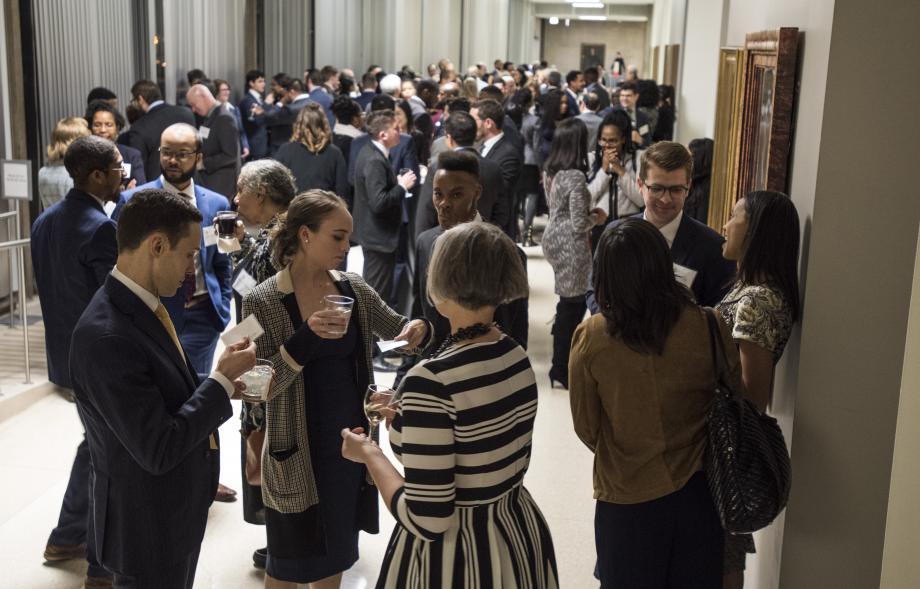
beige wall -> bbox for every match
[541,20,647,77]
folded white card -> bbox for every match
[233,269,258,297]
[377,339,409,353]
[202,226,218,246]
[220,313,264,346]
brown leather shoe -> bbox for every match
[43,542,86,561]
[214,482,238,502]
[84,574,114,589]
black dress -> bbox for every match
[264,303,367,583]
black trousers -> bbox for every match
[362,248,397,308]
[112,548,200,589]
[595,472,724,589]
[551,296,587,380]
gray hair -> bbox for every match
[427,222,528,310]
[379,73,402,95]
[237,159,297,208]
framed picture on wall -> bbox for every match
[708,47,746,231]
[736,27,799,197]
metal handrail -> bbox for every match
[0,211,19,221]
[0,236,31,385]
[0,238,29,249]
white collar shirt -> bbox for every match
[480,133,504,158]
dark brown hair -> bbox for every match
[116,189,202,252]
[639,141,693,182]
[270,190,347,268]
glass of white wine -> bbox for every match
[364,384,395,441]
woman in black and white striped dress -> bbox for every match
[342,222,558,588]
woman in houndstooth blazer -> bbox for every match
[242,190,430,588]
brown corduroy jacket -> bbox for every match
[569,306,742,504]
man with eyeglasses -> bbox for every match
[588,141,734,311]
[31,135,125,588]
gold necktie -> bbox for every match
[153,304,218,450]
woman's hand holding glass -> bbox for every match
[307,309,350,339]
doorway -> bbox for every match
[580,44,605,72]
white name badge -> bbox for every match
[199,126,211,140]
[673,263,698,289]
[639,124,650,136]
[122,162,132,177]
[220,313,264,346]
[202,226,218,246]
[232,269,258,297]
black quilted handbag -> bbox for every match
[703,308,791,534]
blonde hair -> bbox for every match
[47,117,90,163]
[290,103,331,153]
[460,78,479,100]
[270,189,347,268]
[427,222,528,310]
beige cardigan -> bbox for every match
[569,305,742,504]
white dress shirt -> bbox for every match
[159,177,208,297]
[480,132,504,158]
[110,266,234,395]
[645,210,683,247]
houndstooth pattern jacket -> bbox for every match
[242,266,410,514]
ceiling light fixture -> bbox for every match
[572,2,605,8]
[549,16,559,25]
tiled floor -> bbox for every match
[0,243,600,589]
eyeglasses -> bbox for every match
[109,165,128,177]
[159,148,198,161]
[644,184,689,198]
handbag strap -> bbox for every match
[703,307,729,384]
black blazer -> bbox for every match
[501,114,524,153]
[275,142,349,197]
[483,134,523,236]
[415,147,505,236]
[352,142,404,253]
[116,143,146,186]
[413,225,528,349]
[30,189,117,388]
[263,96,313,154]
[197,104,240,200]
[124,102,196,179]
[71,276,233,574]
[587,213,735,311]
[238,92,269,159]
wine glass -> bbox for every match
[364,384,395,441]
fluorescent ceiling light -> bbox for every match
[549,16,559,24]
[579,15,608,21]
[572,2,605,7]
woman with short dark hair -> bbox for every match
[342,222,558,589]
[718,190,800,587]
[84,100,147,188]
[570,217,740,587]
[541,117,607,388]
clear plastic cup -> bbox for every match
[240,358,274,402]
[324,295,354,336]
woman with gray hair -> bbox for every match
[342,222,559,588]
[228,158,297,570]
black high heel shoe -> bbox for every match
[548,369,568,390]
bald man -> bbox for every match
[186,84,240,201]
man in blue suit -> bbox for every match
[114,123,233,376]
[237,69,269,160]
[31,135,124,588]
[587,141,735,313]
[71,188,256,588]
[307,66,336,128]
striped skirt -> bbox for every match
[376,485,559,589]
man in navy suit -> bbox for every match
[71,188,256,588]
[587,141,735,312]
[237,69,269,160]
[307,67,336,128]
[115,123,233,376]
[31,135,124,588]
[122,80,196,179]
[355,71,378,111]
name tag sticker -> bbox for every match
[202,226,218,246]
[639,124,650,136]
[673,263,698,289]
[220,313,264,346]
[122,162,132,177]
[232,269,258,297]
[199,126,211,140]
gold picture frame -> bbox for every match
[707,47,746,231]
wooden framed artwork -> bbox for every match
[736,27,799,197]
[707,47,746,231]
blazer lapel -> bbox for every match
[105,276,197,390]
[670,214,694,266]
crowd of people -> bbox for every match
[30,54,800,589]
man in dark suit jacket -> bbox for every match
[587,142,735,312]
[355,72,378,111]
[415,111,505,235]
[259,78,314,155]
[186,84,240,201]
[472,99,523,237]
[71,188,256,587]
[115,123,233,376]
[616,80,652,148]
[352,110,416,307]
[124,79,196,179]
[564,69,585,118]
[31,136,124,587]
[237,69,269,160]
[308,66,337,128]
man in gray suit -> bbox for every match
[186,84,239,201]
[577,92,604,152]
